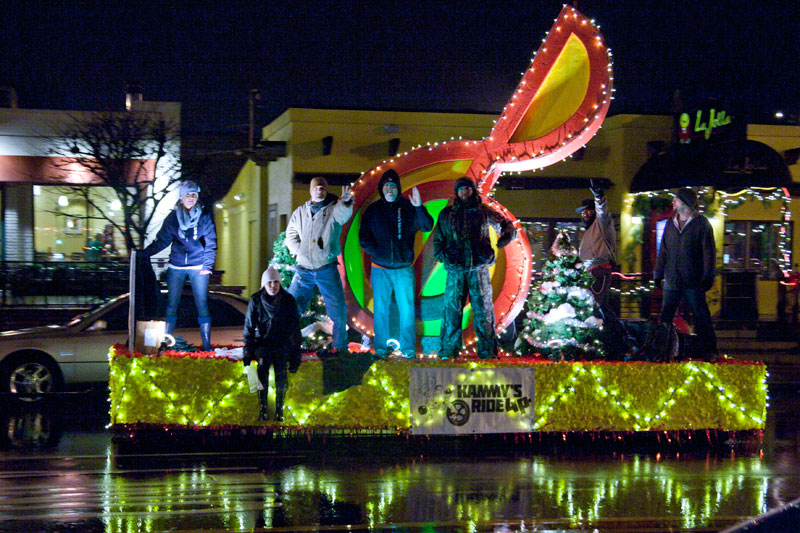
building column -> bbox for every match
[2,183,34,262]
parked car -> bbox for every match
[0,291,249,399]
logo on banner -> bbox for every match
[410,367,535,434]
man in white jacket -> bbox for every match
[285,176,354,352]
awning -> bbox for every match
[631,140,792,193]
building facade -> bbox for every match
[217,108,800,322]
[0,100,181,263]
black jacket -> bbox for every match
[143,207,217,270]
[654,213,716,291]
[359,194,433,269]
[433,189,516,272]
[242,288,302,370]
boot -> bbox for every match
[258,388,269,421]
[275,386,286,422]
[199,323,212,351]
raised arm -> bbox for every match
[332,185,354,225]
[410,187,434,232]
[142,211,175,257]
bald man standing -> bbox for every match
[285,177,354,352]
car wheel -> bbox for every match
[2,353,62,401]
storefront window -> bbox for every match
[723,221,790,279]
[33,186,126,261]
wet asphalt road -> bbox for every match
[1,384,800,532]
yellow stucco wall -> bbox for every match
[217,108,800,319]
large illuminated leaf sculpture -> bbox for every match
[342,6,613,347]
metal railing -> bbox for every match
[0,260,131,307]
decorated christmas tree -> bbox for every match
[270,232,333,351]
[517,232,604,360]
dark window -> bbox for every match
[723,221,791,280]
[208,298,245,327]
[98,301,129,331]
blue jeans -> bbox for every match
[165,267,210,324]
[288,262,348,350]
[660,288,717,355]
[371,265,416,353]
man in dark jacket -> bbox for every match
[433,177,516,359]
[243,266,302,421]
[359,169,434,357]
[654,187,718,357]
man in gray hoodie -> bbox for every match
[285,176,354,352]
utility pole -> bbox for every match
[248,88,260,151]
[241,88,286,166]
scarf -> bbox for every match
[176,205,202,240]
[258,289,284,342]
[310,193,335,215]
[260,289,283,321]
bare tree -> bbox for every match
[46,110,182,254]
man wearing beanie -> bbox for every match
[433,177,516,360]
[576,179,617,326]
[359,169,434,357]
[654,187,718,358]
[243,266,301,421]
[285,176,354,353]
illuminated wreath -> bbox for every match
[340,6,614,345]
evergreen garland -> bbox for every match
[517,232,605,360]
[270,232,332,351]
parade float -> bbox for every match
[111,6,768,443]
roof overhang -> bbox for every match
[631,140,791,193]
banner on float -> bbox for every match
[409,367,535,435]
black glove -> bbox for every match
[654,277,664,288]
[589,178,604,198]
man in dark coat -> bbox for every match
[433,177,516,359]
[243,266,302,421]
[359,169,434,357]
[654,187,718,358]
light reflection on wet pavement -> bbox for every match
[0,386,798,532]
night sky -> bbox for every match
[3,1,799,133]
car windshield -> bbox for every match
[66,294,129,326]
[64,291,247,327]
